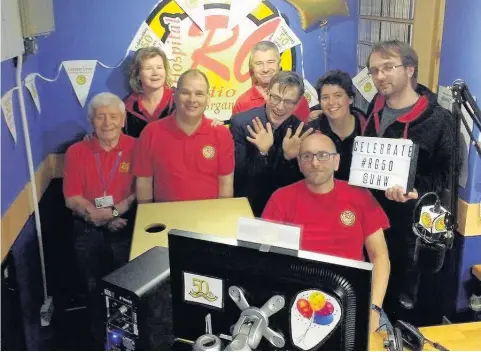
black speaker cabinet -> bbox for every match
[101,246,172,351]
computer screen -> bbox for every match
[168,229,373,351]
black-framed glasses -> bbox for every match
[299,152,337,162]
[367,64,403,76]
[268,94,298,108]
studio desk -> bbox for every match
[129,198,481,351]
[129,197,254,260]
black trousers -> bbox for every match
[73,217,133,349]
[383,220,420,323]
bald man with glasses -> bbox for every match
[262,133,391,333]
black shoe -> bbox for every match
[399,293,415,310]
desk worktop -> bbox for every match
[130,197,254,260]
[369,322,481,351]
[473,264,481,281]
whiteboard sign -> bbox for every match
[348,136,418,191]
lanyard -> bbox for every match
[94,151,122,196]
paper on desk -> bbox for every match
[237,217,301,251]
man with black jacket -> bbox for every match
[230,71,313,216]
[363,40,456,322]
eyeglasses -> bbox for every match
[367,64,403,77]
[299,152,337,162]
[268,94,298,108]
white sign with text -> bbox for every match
[349,136,418,191]
[237,217,301,251]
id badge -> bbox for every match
[95,195,114,208]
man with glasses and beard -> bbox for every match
[230,71,313,216]
[362,40,456,322]
[262,133,391,333]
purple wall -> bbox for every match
[1,0,359,217]
[438,0,481,313]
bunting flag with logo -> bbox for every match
[1,88,18,144]
[270,18,302,53]
[24,73,41,113]
[175,0,206,32]
[228,0,263,29]
[62,60,97,107]
[128,21,171,54]
[352,67,378,103]
[303,79,319,108]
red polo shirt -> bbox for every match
[262,180,389,261]
[232,86,310,123]
[63,134,136,205]
[132,114,235,202]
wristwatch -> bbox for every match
[111,206,120,218]
[371,304,383,314]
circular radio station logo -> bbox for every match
[434,216,445,232]
[76,75,87,85]
[364,82,372,92]
[340,210,356,226]
[145,0,296,120]
[202,145,216,159]
[420,212,432,228]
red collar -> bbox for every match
[363,95,429,138]
[125,86,173,122]
[89,134,127,153]
[249,86,266,102]
[165,113,211,137]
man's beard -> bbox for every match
[304,169,334,186]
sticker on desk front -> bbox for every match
[183,272,223,309]
[290,289,342,350]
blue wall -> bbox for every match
[438,0,481,204]
[1,0,358,217]
[438,0,481,313]
[1,1,359,348]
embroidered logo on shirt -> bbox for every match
[340,210,356,226]
[119,162,130,173]
[202,145,216,159]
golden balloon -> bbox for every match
[285,0,349,30]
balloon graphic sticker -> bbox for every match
[290,290,342,350]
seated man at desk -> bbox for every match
[63,92,137,346]
[262,133,391,332]
[133,69,235,203]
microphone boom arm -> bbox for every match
[451,80,481,157]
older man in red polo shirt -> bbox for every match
[63,92,136,348]
[133,69,234,203]
[262,133,391,333]
[232,41,310,123]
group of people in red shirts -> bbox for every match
[63,39,456,339]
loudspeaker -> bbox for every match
[101,246,172,350]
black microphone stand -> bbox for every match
[450,80,481,218]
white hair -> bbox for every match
[87,92,125,121]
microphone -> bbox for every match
[411,192,455,274]
[413,237,446,274]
